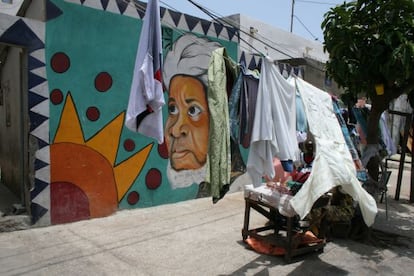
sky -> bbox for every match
[158,0,347,42]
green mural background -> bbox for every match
[46,0,243,222]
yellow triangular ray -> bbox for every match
[53,93,85,144]
[114,143,153,201]
[86,113,125,164]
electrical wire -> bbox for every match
[125,0,246,65]
[160,0,292,57]
[293,0,343,41]
[294,15,319,41]
[164,0,326,71]
[137,0,265,58]
[183,0,329,73]
[296,0,339,5]
[129,0,306,60]
[127,0,325,71]
[186,0,296,59]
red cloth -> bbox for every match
[245,237,286,256]
[291,170,310,183]
[245,231,323,256]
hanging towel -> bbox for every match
[290,77,377,227]
[125,0,165,144]
[247,57,298,187]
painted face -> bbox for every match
[165,75,209,171]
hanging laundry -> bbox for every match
[289,77,377,227]
[293,80,308,134]
[125,0,165,144]
[332,97,366,181]
[353,106,390,164]
[389,94,413,150]
[287,76,308,144]
[205,47,238,202]
[333,98,358,159]
[247,57,298,187]
[228,69,243,141]
[162,34,221,191]
[380,111,397,156]
[239,68,260,148]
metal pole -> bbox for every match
[410,113,414,202]
[394,112,412,200]
[290,0,295,32]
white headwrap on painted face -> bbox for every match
[167,160,207,189]
[163,33,221,189]
[163,33,221,89]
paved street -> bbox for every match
[0,166,413,276]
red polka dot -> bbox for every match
[124,139,135,152]
[127,191,140,205]
[51,52,70,73]
[86,106,100,121]
[158,141,169,159]
[145,169,162,190]
[50,89,64,105]
[95,72,112,92]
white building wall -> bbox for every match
[236,14,328,63]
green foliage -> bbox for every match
[322,0,414,100]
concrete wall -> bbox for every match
[228,14,328,63]
[302,58,342,96]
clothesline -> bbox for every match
[123,0,311,62]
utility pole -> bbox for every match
[290,0,295,32]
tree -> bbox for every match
[322,0,414,180]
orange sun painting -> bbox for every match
[50,93,153,224]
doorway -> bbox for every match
[0,43,31,219]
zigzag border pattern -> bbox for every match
[64,0,239,42]
[62,1,309,81]
[26,24,50,227]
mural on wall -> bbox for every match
[163,34,221,191]
[44,0,243,224]
[50,92,153,224]
[0,0,299,226]
[163,33,248,197]
[47,0,170,224]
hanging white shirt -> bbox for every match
[125,0,165,144]
[247,57,298,187]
